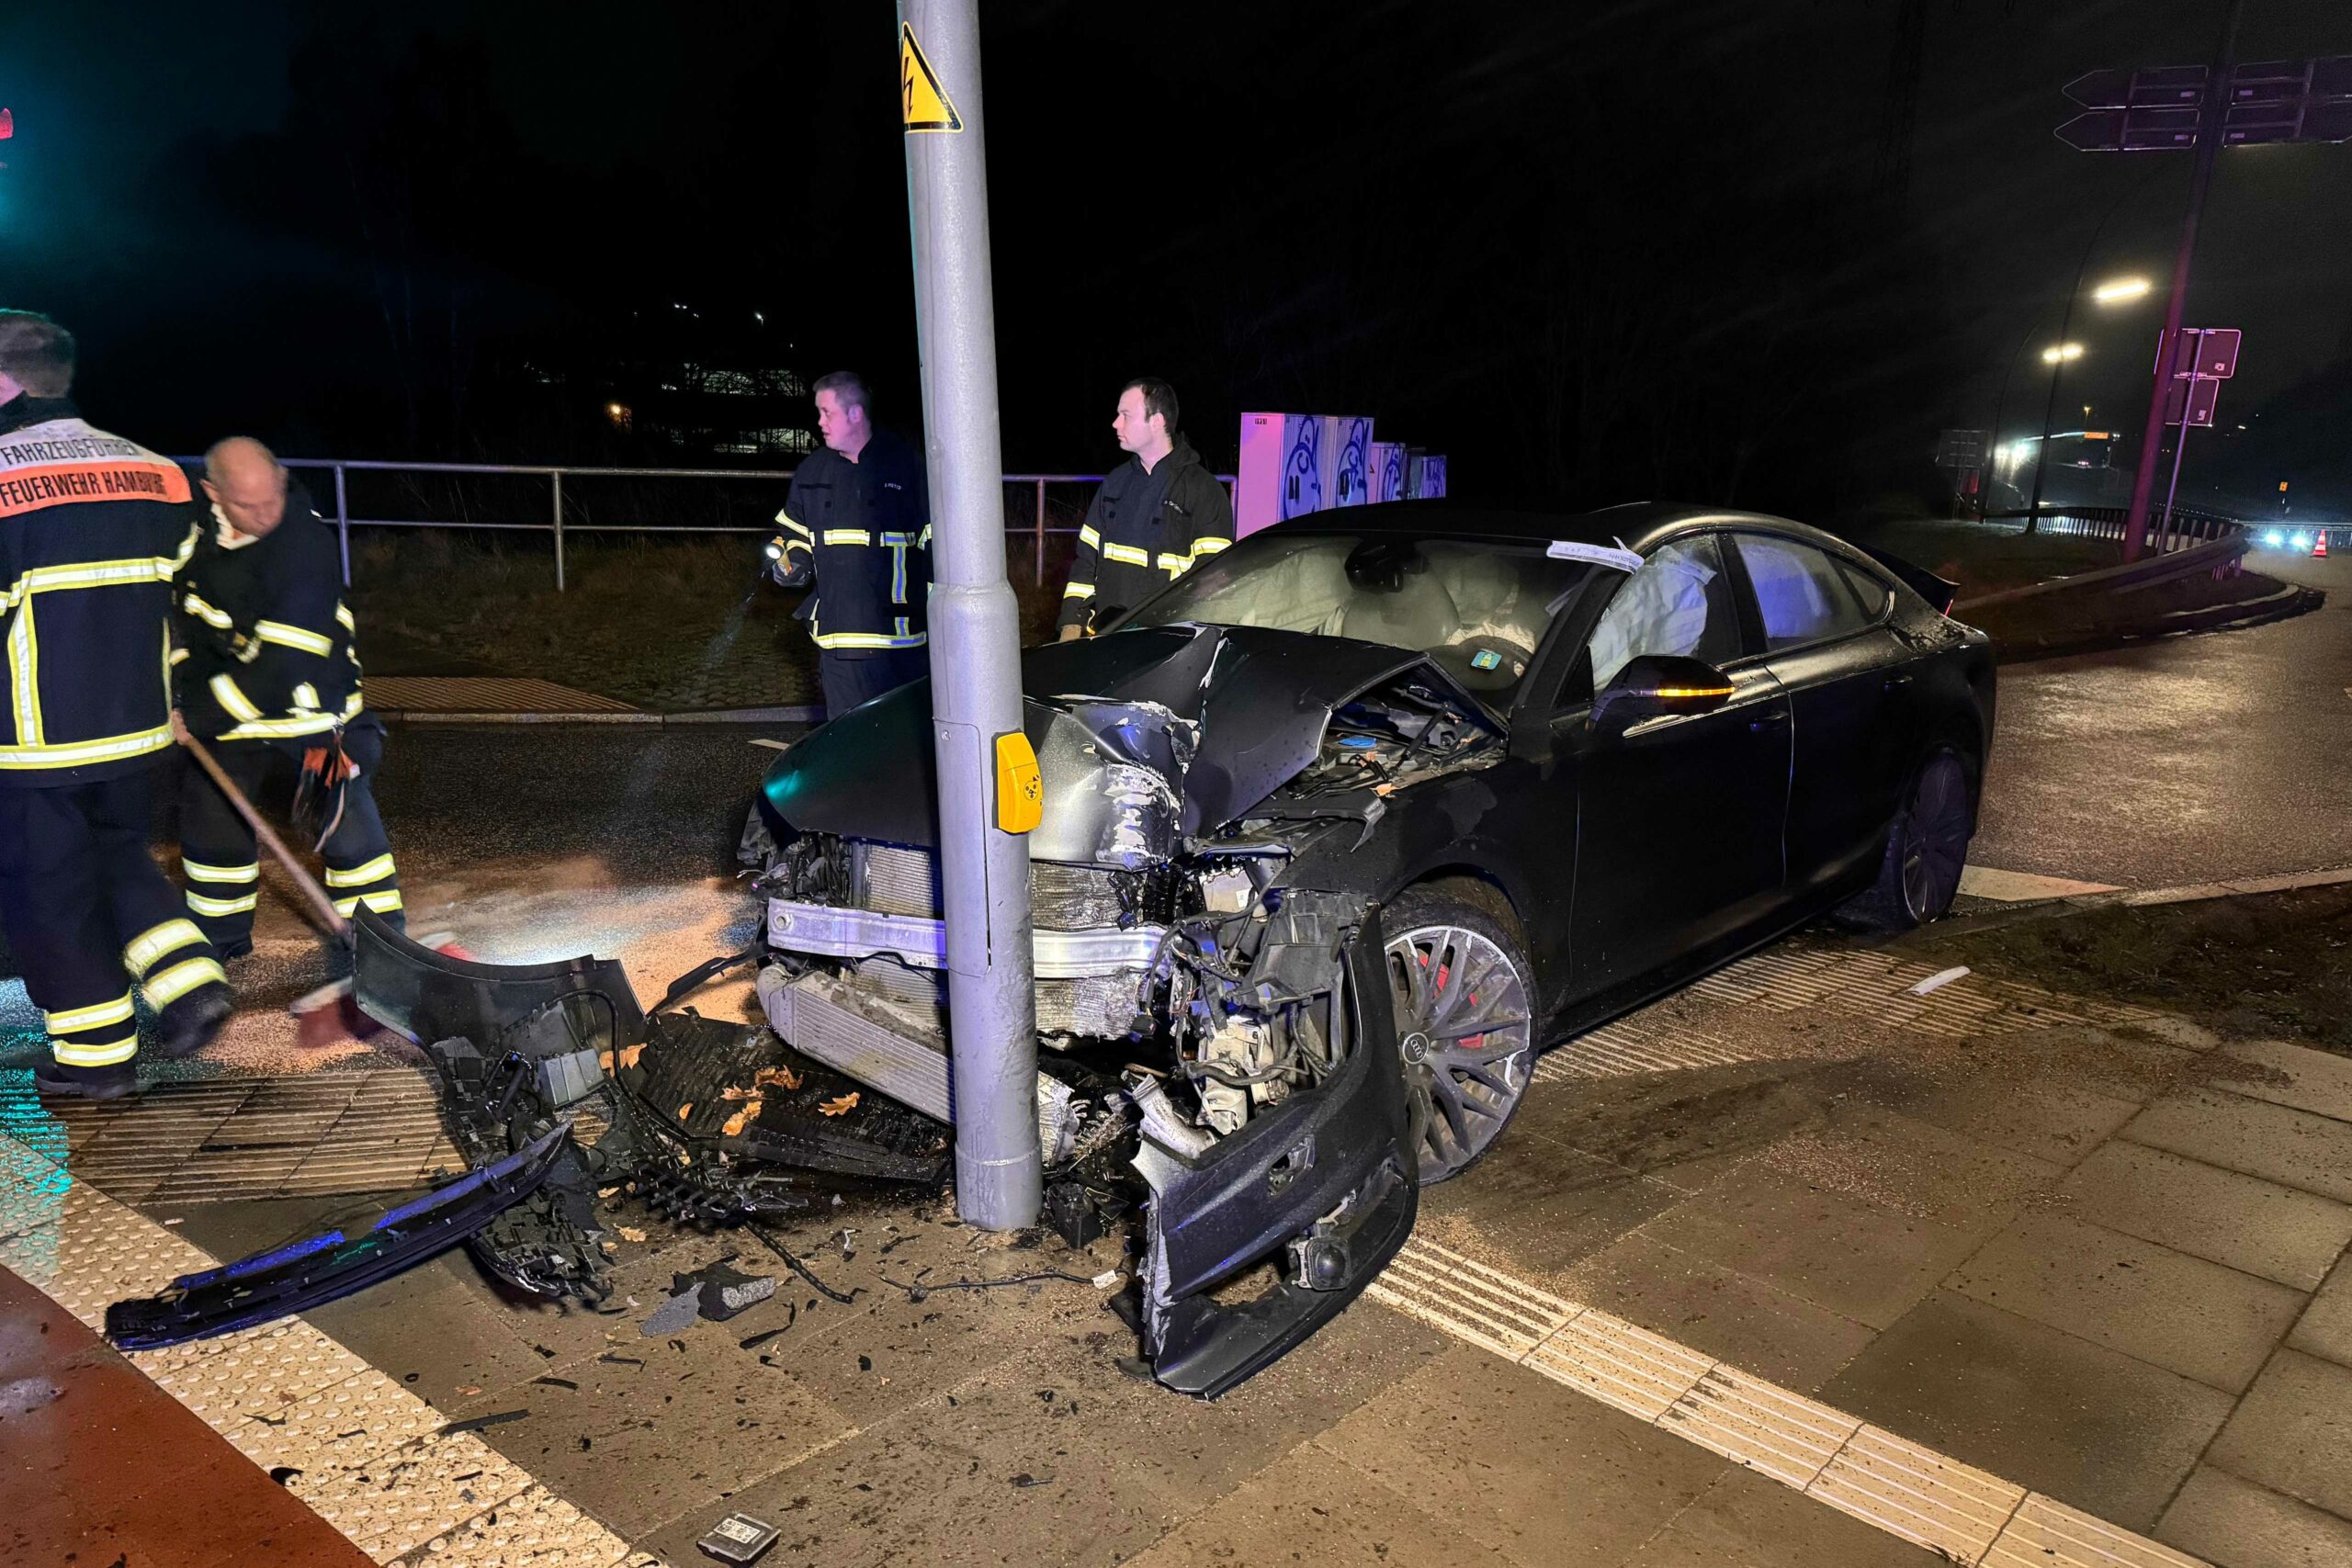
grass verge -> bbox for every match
[349,533,1070,710]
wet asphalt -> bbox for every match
[1972,550,2352,889]
[364,724,787,888]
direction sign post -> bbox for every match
[2155,328,2238,551]
[2054,31,2352,557]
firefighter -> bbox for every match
[0,310,232,1100]
[1057,378,1233,640]
[763,372,931,715]
[174,437,403,961]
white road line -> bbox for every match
[0,1119,655,1567]
[1370,1235,2207,1568]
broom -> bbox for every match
[178,731,468,1048]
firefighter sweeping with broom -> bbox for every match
[172,438,407,980]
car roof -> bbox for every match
[1263,499,1849,557]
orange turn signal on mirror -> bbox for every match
[1650,686,1735,699]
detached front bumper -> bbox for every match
[1136,907,1418,1397]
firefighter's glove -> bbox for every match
[291,734,360,847]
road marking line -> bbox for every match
[1372,1234,2210,1568]
[0,1110,647,1566]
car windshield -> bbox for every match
[1118,532,1589,699]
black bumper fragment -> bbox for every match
[106,1123,571,1350]
[1137,909,1419,1397]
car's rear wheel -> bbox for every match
[1849,747,1974,930]
[1383,882,1535,1184]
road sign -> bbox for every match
[2056,107,2199,152]
[2064,65,2208,109]
[2162,328,2241,380]
[2164,377,2220,427]
[2058,56,2352,149]
[1935,429,1987,469]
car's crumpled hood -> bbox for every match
[760,624,1469,860]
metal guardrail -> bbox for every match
[1956,528,2250,612]
[190,458,1232,590]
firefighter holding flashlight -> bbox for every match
[763,372,931,716]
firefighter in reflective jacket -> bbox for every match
[173,437,403,960]
[1057,378,1233,639]
[0,310,232,1100]
[764,372,930,716]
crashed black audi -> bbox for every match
[741,500,1997,1395]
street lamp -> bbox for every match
[2024,277,2148,527]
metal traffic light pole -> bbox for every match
[2120,0,2244,562]
[897,0,1043,1231]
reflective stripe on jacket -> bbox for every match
[0,398,201,784]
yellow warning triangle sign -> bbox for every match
[900,24,963,134]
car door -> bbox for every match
[1726,532,1917,899]
[1563,534,1792,997]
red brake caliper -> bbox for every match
[1419,953,1486,1053]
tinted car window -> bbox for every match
[1586,535,1743,691]
[1736,535,1875,650]
[1837,558,1894,622]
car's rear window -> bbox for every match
[1119,533,1589,699]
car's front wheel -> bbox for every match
[1849,746,1975,930]
[1384,881,1536,1184]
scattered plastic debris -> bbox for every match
[436,1409,530,1437]
[819,1092,860,1117]
[1907,965,1971,997]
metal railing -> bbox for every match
[198,458,1232,590]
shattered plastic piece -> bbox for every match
[1091,1269,1123,1290]
[641,1289,703,1338]
[1907,965,1970,997]
[616,1226,649,1243]
[688,1261,777,1323]
[436,1409,530,1437]
[618,1042,646,1069]
[753,1065,803,1091]
[720,1102,761,1137]
[697,1512,781,1565]
[819,1092,860,1117]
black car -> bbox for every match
[742,500,1996,1395]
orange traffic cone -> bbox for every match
[2316,533,2330,558]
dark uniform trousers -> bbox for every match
[0,767,226,1068]
[177,715,403,953]
[820,648,930,717]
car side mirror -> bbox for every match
[1592,655,1735,736]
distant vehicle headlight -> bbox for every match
[2290,533,2312,551]
[2265,529,2287,547]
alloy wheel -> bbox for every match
[1898,751,1972,922]
[1385,922,1534,1182]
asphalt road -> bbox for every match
[1973,549,2352,890]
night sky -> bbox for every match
[4,0,2347,515]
